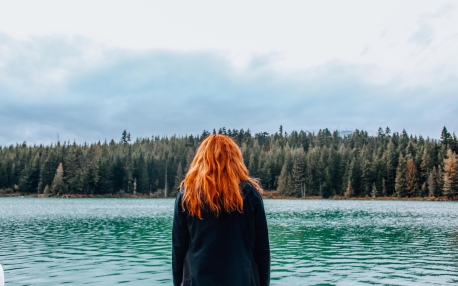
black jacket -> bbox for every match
[172,182,270,286]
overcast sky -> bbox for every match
[1,0,457,146]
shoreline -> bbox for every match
[0,191,455,201]
[260,191,454,201]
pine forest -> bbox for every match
[1,126,458,199]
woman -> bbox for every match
[172,134,270,286]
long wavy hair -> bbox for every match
[180,134,262,219]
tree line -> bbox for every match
[0,126,457,199]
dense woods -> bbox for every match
[1,126,457,199]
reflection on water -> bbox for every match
[266,200,458,285]
[1,198,458,285]
[1,199,173,285]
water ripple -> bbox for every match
[1,198,458,285]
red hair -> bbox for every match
[180,134,262,219]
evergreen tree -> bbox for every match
[371,182,378,198]
[419,147,432,188]
[40,151,59,191]
[399,129,409,152]
[443,149,458,198]
[86,160,100,194]
[18,153,40,193]
[134,153,149,194]
[385,127,391,136]
[277,151,294,196]
[381,178,387,197]
[440,126,452,147]
[121,130,128,144]
[348,158,362,196]
[452,132,458,153]
[112,157,126,193]
[406,158,418,197]
[0,126,454,199]
[383,140,397,196]
[420,181,428,197]
[344,180,354,198]
[51,162,66,195]
[361,156,373,197]
[317,150,332,198]
[98,158,113,194]
[0,160,7,189]
[291,148,306,197]
[395,154,407,197]
[248,152,258,178]
[173,162,184,195]
[65,147,85,195]
[428,167,438,197]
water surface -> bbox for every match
[1,198,457,285]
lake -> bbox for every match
[1,198,457,285]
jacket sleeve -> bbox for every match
[172,192,190,286]
[253,190,271,286]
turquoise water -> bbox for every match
[1,198,457,285]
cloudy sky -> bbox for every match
[1,0,457,146]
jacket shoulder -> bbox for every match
[240,181,263,203]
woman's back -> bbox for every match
[171,135,270,286]
[173,182,270,286]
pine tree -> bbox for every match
[51,162,66,195]
[248,152,258,178]
[0,126,452,200]
[134,153,149,194]
[277,152,294,196]
[112,157,125,193]
[98,158,113,194]
[121,130,128,144]
[43,184,50,195]
[348,158,362,196]
[383,141,397,196]
[436,167,445,197]
[371,182,378,198]
[427,167,438,197]
[441,126,452,147]
[443,149,458,198]
[420,182,428,197]
[395,154,407,197]
[133,177,137,195]
[40,150,59,190]
[319,170,332,198]
[147,157,159,194]
[381,178,387,197]
[419,147,432,188]
[361,157,373,197]
[0,160,7,189]
[344,180,354,198]
[258,152,275,190]
[173,162,184,195]
[19,153,40,193]
[385,127,391,136]
[291,148,306,197]
[452,132,458,153]
[406,158,418,197]
[86,160,100,194]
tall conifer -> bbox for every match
[443,149,458,198]
[51,162,66,195]
[395,154,407,197]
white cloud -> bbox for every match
[0,1,457,144]
[0,36,457,145]
[1,1,457,76]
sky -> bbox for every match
[1,0,457,146]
